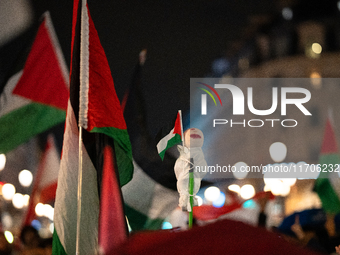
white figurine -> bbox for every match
[174,128,207,211]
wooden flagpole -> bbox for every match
[76,126,83,255]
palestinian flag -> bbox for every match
[52,1,133,254]
[122,52,179,231]
[122,161,179,230]
[23,134,60,226]
[156,111,182,160]
[314,119,340,214]
[0,12,68,154]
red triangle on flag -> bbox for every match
[320,119,338,154]
[173,112,182,137]
[85,8,127,131]
[13,15,68,111]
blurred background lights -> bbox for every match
[338,1,340,11]
[204,186,221,202]
[240,184,255,200]
[212,192,226,208]
[282,7,293,20]
[49,223,54,234]
[44,204,54,221]
[281,178,297,187]
[195,196,203,206]
[233,162,248,179]
[228,184,240,194]
[267,179,291,197]
[243,199,257,209]
[31,220,41,230]
[268,179,283,196]
[12,193,24,209]
[18,169,33,187]
[280,184,291,197]
[161,221,173,230]
[4,231,13,244]
[312,43,322,54]
[310,71,322,89]
[2,183,16,201]
[1,213,12,229]
[269,142,287,162]
[23,194,30,207]
[35,203,45,217]
[0,154,6,171]
[263,184,271,192]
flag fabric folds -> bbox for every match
[122,161,178,230]
[314,119,340,214]
[114,219,320,255]
[52,1,133,254]
[99,146,128,254]
[24,134,60,226]
[156,112,182,160]
[0,12,68,154]
[122,52,179,230]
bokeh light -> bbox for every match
[240,184,255,200]
[204,186,221,202]
[0,154,6,171]
[269,142,287,162]
[228,184,241,194]
[311,43,322,54]
[2,183,16,201]
[18,169,33,187]
[282,7,293,20]
[35,203,45,217]
[23,194,30,207]
[233,162,248,179]
[12,193,24,209]
[162,222,173,230]
[196,196,203,206]
[212,192,226,208]
[4,231,13,244]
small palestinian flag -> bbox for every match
[156,111,182,160]
[314,118,340,214]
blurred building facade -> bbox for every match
[214,0,340,216]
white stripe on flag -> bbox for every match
[329,172,340,198]
[156,128,175,154]
[54,102,99,255]
[122,161,178,220]
[0,71,31,117]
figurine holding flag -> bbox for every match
[174,127,207,227]
[156,111,207,228]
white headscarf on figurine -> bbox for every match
[174,128,207,212]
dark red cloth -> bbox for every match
[113,219,321,255]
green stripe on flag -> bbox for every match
[52,229,67,255]
[90,127,133,186]
[124,204,164,231]
[0,103,65,153]
[315,154,340,214]
[159,133,182,160]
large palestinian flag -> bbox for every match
[122,53,180,231]
[0,12,68,153]
[52,1,133,254]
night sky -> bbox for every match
[27,0,278,134]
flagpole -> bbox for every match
[178,110,194,228]
[178,110,184,146]
[76,0,89,254]
[76,126,83,255]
